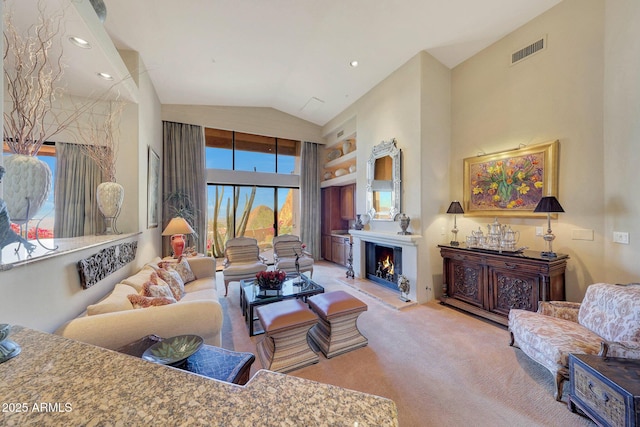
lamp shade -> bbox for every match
[446,201,464,214]
[533,196,565,213]
[162,217,195,236]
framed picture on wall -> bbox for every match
[147,147,160,228]
[463,140,559,217]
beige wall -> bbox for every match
[161,104,323,144]
[450,0,605,301]
[322,52,451,302]
[603,0,640,283]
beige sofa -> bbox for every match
[56,257,223,350]
[508,282,640,401]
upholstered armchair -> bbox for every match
[222,237,268,296]
[272,234,314,278]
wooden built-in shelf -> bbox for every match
[324,150,356,169]
[320,173,356,188]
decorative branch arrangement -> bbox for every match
[3,1,124,157]
[3,1,65,155]
[77,101,125,183]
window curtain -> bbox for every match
[300,141,321,260]
[54,142,103,237]
[162,121,206,256]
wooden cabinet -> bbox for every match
[438,245,568,325]
[321,187,347,261]
[321,234,332,261]
[321,186,355,265]
[330,235,351,266]
[340,184,355,220]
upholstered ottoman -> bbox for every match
[255,299,319,373]
[307,291,368,358]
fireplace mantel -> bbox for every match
[349,230,422,246]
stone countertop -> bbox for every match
[0,326,398,426]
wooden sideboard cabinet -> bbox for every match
[438,245,568,326]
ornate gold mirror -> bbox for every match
[366,139,401,221]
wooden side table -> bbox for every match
[568,354,640,426]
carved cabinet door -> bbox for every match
[487,263,541,317]
[448,257,485,309]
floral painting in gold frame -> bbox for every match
[463,140,559,217]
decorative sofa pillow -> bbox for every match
[142,273,176,301]
[87,283,136,316]
[127,294,176,309]
[158,257,196,283]
[121,265,156,293]
[156,267,185,301]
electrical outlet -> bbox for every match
[613,231,630,244]
[536,227,543,236]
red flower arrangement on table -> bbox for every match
[255,270,287,290]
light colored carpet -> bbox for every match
[217,261,593,427]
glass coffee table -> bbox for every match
[240,274,324,336]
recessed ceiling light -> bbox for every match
[69,36,91,49]
[349,60,359,68]
[97,72,114,81]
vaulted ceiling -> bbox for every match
[5,0,563,127]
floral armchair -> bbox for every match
[508,282,640,401]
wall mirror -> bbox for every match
[366,139,401,221]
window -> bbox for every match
[204,127,301,258]
[205,129,300,174]
[206,184,299,257]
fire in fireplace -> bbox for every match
[365,242,402,291]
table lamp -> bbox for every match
[533,196,564,257]
[446,201,464,246]
[162,217,195,258]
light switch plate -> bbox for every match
[613,231,630,244]
[535,227,543,236]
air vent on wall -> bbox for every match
[511,36,546,65]
[337,130,344,138]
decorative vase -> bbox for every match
[96,182,124,234]
[342,141,351,155]
[396,213,411,235]
[353,214,364,230]
[171,234,186,258]
[3,154,52,224]
[0,324,21,364]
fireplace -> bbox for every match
[365,242,402,291]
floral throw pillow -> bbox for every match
[158,257,196,283]
[127,294,176,309]
[142,273,176,301]
[156,267,185,301]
